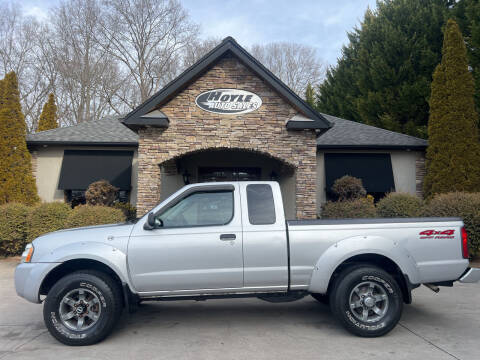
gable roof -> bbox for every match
[26,116,138,146]
[122,36,331,130]
[317,113,428,149]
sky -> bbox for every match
[19,0,377,66]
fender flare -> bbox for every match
[308,235,420,294]
[38,241,134,292]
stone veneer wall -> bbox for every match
[136,55,317,219]
[415,155,426,198]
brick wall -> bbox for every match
[136,55,318,219]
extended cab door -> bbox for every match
[239,182,289,291]
[127,183,243,294]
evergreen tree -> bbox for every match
[424,19,480,197]
[305,83,315,107]
[0,72,39,205]
[37,93,58,131]
[317,0,449,138]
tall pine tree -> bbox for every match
[0,72,39,205]
[37,93,58,131]
[317,0,449,138]
[424,19,480,197]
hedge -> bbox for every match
[0,202,126,257]
[321,198,377,219]
[0,203,30,256]
[376,193,423,218]
[423,192,480,257]
[27,202,72,242]
[64,205,125,229]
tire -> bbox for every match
[43,270,123,346]
[311,293,329,305]
[329,265,403,337]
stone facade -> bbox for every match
[415,156,426,198]
[137,54,317,218]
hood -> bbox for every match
[31,222,135,262]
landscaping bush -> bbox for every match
[376,193,423,218]
[65,205,126,228]
[422,192,480,257]
[113,202,137,222]
[85,180,118,206]
[27,202,72,242]
[331,176,367,200]
[0,203,30,256]
[321,198,377,219]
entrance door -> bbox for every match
[199,167,261,182]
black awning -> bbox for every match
[324,153,395,193]
[58,150,134,190]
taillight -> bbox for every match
[461,227,469,259]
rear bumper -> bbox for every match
[458,267,480,283]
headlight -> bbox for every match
[21,243,34,263]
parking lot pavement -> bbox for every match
[1,259,478,360]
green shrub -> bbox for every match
[376,193,423,218]
[113,202,137,222]
[65,205,126,228]
[27,202,72,242]
[321,198,377,219]
[0,203,30,256]
[85,180,118,206]
[422,192,480,257]
[331,175,367,200]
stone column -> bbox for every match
[295,159,317,219]
[136,145,162,217]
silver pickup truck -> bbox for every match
[15,181,480,345]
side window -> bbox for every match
[157,190,234,228]
[246,184,276,225]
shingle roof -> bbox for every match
[26,113,427,150]
[26,116,138,146]
[317,113,428,149]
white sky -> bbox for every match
[19,0,377,66]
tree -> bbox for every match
[305,83,315,106]
[250,42,325,96]
[317,0,450,138]
[37,93,57,131]
[100,0,199,106]
[424,19,480,198]
[0,72,39,205]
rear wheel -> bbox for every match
[329,265,403,337]
[43,270,123,346]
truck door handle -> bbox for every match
[220,234,236,241]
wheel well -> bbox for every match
[39,259,124,297]
[327,253,412,304]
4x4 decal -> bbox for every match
[419,229,455,239]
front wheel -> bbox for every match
[329,266,403,337]
[43,270,123,346]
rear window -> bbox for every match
[246,184,276,225]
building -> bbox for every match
[27,37,427,219]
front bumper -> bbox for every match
[458,267,480,283]
[15,262,61,303]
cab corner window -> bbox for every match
[157,190,234,228]
[246,184,276,225]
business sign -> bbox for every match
[195,89,262,115]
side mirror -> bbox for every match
[144,212,162,230]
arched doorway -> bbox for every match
[158,148,297,218]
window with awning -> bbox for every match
[58,150,134,191]
[324,153,395,200]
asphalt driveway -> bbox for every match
[1,258,478,360]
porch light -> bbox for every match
[182,170,191,185]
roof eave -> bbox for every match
[316,144,427,150]
[27,140,138,147]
